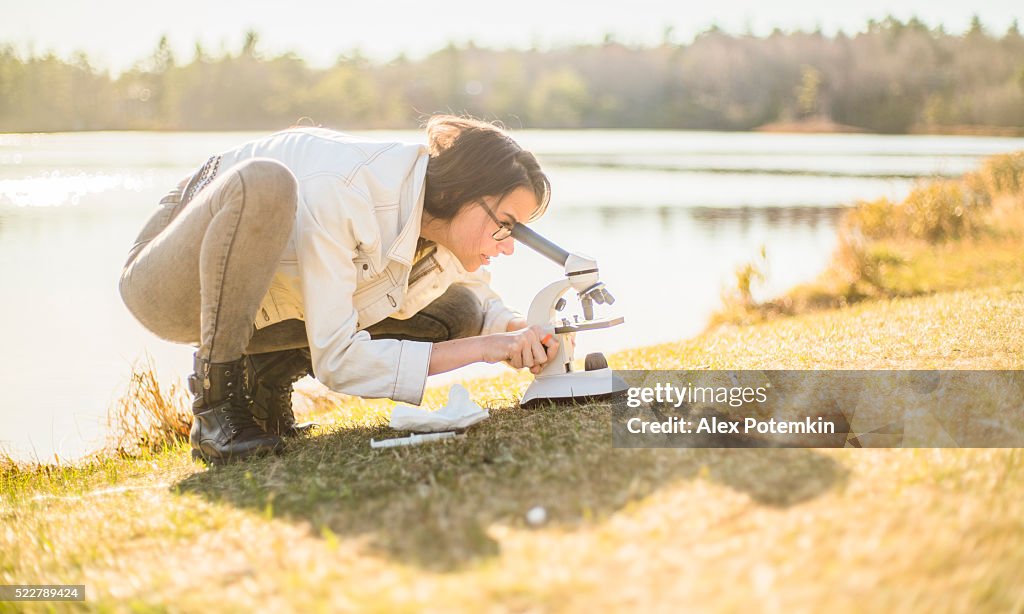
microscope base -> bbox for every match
[520,367,628,408]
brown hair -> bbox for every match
[423,115,551,222]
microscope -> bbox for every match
[510,223,628,407]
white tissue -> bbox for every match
[389,384,489,432]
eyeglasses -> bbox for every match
[477,199,515,241]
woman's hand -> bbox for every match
[428,324,557,377]
[509,317,576,359]
[506,317,528,332]
[483,325,559,374]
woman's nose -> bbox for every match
[497,237,515,256]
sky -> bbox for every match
[1,0,1021,72]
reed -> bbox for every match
[107,355,192,457]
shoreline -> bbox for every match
[757,119,1024,137]
[3,125,1024,137]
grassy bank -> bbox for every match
[2,154,1024,612]
[716,151,1024,326]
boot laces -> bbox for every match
[273,384,293,418]
[222,389,260,438]
[249,352,309,429]
[264,373,304,426]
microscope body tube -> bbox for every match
[511,223,570,266]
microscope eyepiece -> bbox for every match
[510,223,570,266]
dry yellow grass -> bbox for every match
[2,280,1023,612]
[715,150,1024,326]
[107,355,192,458]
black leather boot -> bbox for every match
[189,354,285,465]
[247,348,318,437]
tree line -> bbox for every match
[1,16,1023,133]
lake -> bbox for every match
[2,130,1023,461]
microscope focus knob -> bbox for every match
[555,297,567,311]
[584,352,608,371]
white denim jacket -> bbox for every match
[216,128,521,405]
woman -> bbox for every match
[119,115,558,464]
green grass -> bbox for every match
[3,279,1023,612]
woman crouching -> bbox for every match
[119,116,556,464]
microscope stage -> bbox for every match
[553,316,625,334]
